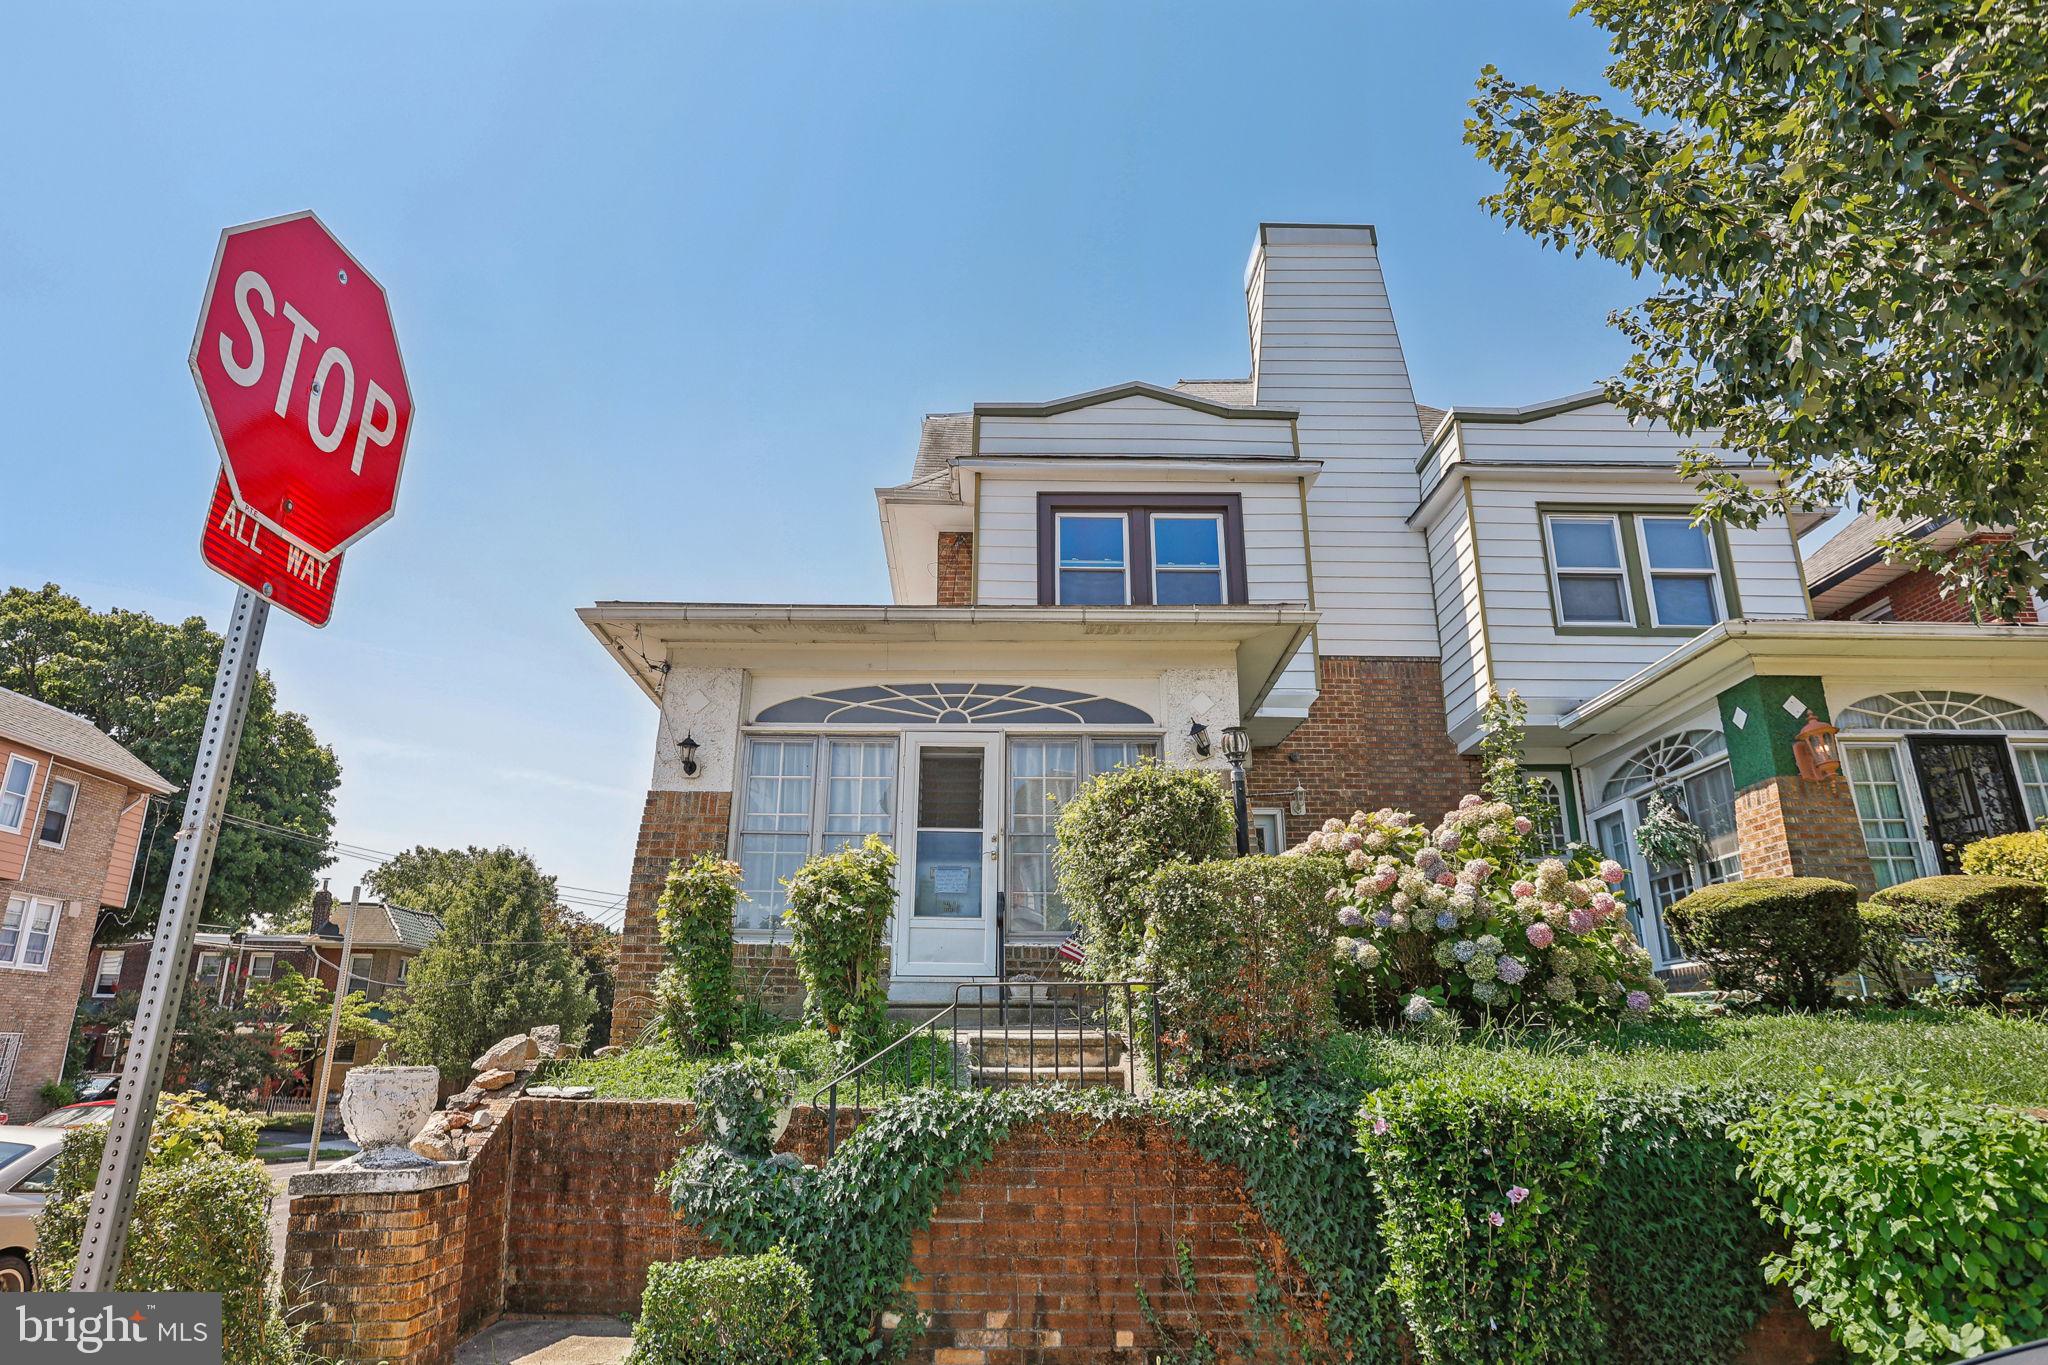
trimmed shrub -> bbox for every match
[35,1096,296,1364]
[785,834,896,1056]
[1143,854,1337,1074]
[1054,760,1232,980]
[1857,902,1916,1004]
[655,854,743,1054]
[630,1248,826,1364]
[1962,829,2048,885]
[1664,876,1861,1007]
[1734,1082,2048,1363]
[1869,874,2048,997]
[1359,1071,1607,1364]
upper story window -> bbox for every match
[1037,494,1247,606]
[1542,507,1735,635]
[93,948,123,997]
[0,756,36,833]
[39,777,78,848]
[1055,514,1129,604]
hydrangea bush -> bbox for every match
[1293,794,1663,1022]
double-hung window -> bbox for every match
[0,756,35,833]
[0,896,60,971]
[1055,515,1129,605]
[1637,516,1724,627]
[1545,515,1632,626]
[2016,745,2048,829]
[1150,514,1226,605]
[246,951,274,984]
[736,736,898,933]
[1004,736,1159,935]
[93,948,124,996]
[39,777,78,848]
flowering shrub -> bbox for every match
[1295,794,1662,1023]
[655,854,743,1054]
[785,834,896,1057]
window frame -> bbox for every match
[1035,493,1248,606]
[1634,515,1726,629]
[1001,733,1161,939]
[1053,511,1132,606]
[0,895,61,973]
[1148,511,1229,607]
[245,951,275,983]
[93,947,124,997]
[1537,504,1744,638]
[1543,513,1634,628]
[38,774,79,849]
[734,735,902,939]
[0,754,38,834]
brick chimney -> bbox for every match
[310,881,333,937]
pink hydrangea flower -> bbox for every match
[1600,860,1627,885]
[1512,880,1537,900]
[1372,868,1399,894]
[1340,832,1364,851]
[1513,815,1534,836]
[1346,850,1369,871]
[1436,872,1459,888]
[1567,908,1594,936]
[1591,893,1618,918]
[1460,794,1484,809]
[1464,859,1494,881]
[1526,922,1555,950]
[1437,831,1461,851]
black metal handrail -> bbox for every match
[803,978,1159,1157]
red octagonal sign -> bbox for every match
[191,211,413,561]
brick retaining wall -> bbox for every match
[287,1095,1841,1365]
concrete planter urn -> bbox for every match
[339,1066,441,1168]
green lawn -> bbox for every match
[1317,1003,2048,1106]
[532,1018,959,1104]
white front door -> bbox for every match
[894,732,1001,978]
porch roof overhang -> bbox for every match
[578,601,1319,718]
[1557,619,2048,742]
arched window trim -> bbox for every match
[1600,728,1730,805]
[753,683,1155,727]
[1836,690,2048,734]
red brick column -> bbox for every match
[1735,774,1876,894]
[283,1169,470,1364]
[937,531,975,606]
[613,789,735,1045]
[1252,655,1480,833]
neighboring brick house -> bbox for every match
[1805,513,2044,627]
[582,223,2048,1039]
[0,686,173,1121]
[80,889,441,1096]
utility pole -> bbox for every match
[71,588,269,1291]
[305,886,362,1171]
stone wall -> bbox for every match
[1252,655,1481,834]
[286,1097,1838,1365]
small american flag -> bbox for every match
[1056,932,1086,966]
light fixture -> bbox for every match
[1188,720,1212,758]
[1220,726,1251,764]
[1793,712,1842,782]
[1288,782,1309,819]
[677,733,701,778]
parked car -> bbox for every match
[32,1102,114,1128]
[71,1074,120,1103]
[0,1126,69,1289]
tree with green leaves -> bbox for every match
[383,847,596,1074]
[1468,4,2048,618]
[0,582,340,932]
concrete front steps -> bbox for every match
[960,1025,1139,1092]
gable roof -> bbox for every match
[1802,512,1944,589]
[0,686,175,794]
[322,898,443,951]
[973,379,1296,422]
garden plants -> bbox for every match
[785,834,896,1057]
[655,853,744,1053]
[1868,874,2048,999]
[1664,877,1861,1008]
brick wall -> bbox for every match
[1252,655,1480,835]
[1735,774,1877,894]
[612,789,736,1045]
[937,531,975,607]
[0,769,131,1120]
[286,1097,1837,1365]
[1832,534,2040,625]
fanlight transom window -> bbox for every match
[754,683,1154,727]
[1602,729,1729,803]
[1837,691,2048,733]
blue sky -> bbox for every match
[1,3,1660,924]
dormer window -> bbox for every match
[1055,514,1130,605]
[1037,494,1246,606]
[1541,505,1739,635]
[1547,515,1632,625]
[1637,516,1723,627]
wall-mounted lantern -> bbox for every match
[1187,720,1212,758]
[1793,712,1841,782]
[1288,782,1309,819]
[677,733,701,778]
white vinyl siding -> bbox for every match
[1424,499,1489,734]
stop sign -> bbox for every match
[190,211,413,560]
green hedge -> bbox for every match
[1664,877,1861,1007]
[1734,1082,2048,1363]
[655,854,743,1054]
[785,834,896,1056]
[1054,760,1232,981]
[630,1248,825,1364]
[1869,874,2048,997]
[1962,829,2048,885]
[1143,854,1337,1074]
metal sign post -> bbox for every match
[305,886,362,1172]
[71,586,271,1292]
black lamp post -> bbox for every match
[1221,725,1252,856]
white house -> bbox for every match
[585,224,2048,1039]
